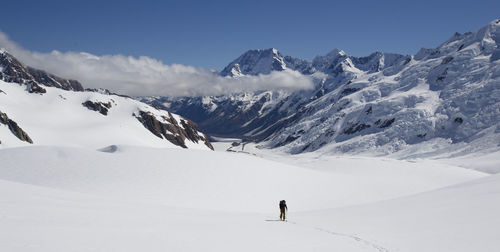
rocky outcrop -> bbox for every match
[27,67,84,91]
[26,80,46,94]
[179,117,213,149]
[135,111,213,150]
[0,111,33,144]
[0,51,83,93]
[82,101,112,115]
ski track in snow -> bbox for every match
[275,218,390,252]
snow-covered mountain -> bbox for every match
[0,50,213,150]
[144,20,500,157]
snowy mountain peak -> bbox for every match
[479,19,500,41]
[220,48,287,76]
[311,49,349,74]
[229,63,243,77]
[313,48,347,63]
[327,48,347,57]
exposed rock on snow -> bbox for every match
[82,100,113,116]
[0,111,33,144]
[135,111,213,150]
[27,66,84,91]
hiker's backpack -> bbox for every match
[279,200,286,208]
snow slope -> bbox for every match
[0,179,386,252]
[0,145,484,212]
[0,145,493,251]
[0,79,212,150]
[0,50,212,150]
[293,173,500,252]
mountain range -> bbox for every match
[1,20,499,158]
[142,19,500,158]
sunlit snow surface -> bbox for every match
[1,144,498,252]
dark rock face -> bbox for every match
[0,111,33,144]
[339,87,360,99]
[27,67,84,91]
[135,111,213,150]
[343,122,371,135]
[82,101,112,115]
[0,52,32,80]
[0,51,83,93]
[26,80,46,94]
[378,118,395,128]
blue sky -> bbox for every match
[1,0,499,69]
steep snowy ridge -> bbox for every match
[0,52,212,150]
[145,20,500,158]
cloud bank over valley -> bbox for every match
[0,31,315,97]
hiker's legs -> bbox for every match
[280,209,285,220]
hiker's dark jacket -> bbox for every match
[279,200,287,211]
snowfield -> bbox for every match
[1,145,497,252]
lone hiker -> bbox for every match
[279,200,288,221]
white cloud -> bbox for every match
[0,31,315,97]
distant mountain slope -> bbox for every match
[0,50,212,150]
[143,19,500,157]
